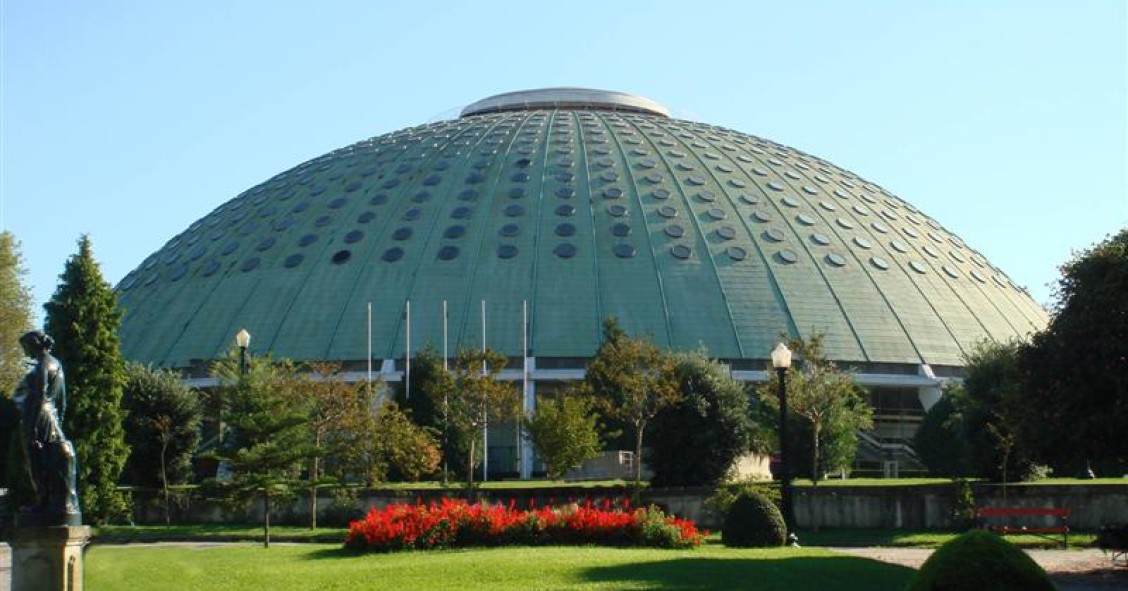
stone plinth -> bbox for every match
[10,526,90,591]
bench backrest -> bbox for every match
[976,507,1069,518]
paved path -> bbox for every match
[833,547,1127,590]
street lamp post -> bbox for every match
[236,329,251,376]
[771,342,797,544]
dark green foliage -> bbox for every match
[1019,227,1128,472]
[43,235,130,524]
[906,530,1056,591]
[122,363,202,525]
[122,363,202,488]
[721,491,787,547]
[709,480,781,516]
[396,345,471,481]
[914,392,972,477]
[954,341,1042,482]
[648,350,755,487]
[950,478,977,530]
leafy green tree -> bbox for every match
[205,353,308,547]
[584,317,680,486]
[372,402,441,482]
[289,362,372,529]
[395,345,470,483]
[648,349,757,487]
[0,231,34,396]
[757,334,872,483]
[122,362,202,524]
[524,390,603,480]
[0,231,35,505]
[913,388,973,478]
[43,235,130,524]
[424,348,520,490]
[960,340,1040,483]
[1019,227,1128,472]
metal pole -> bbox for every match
[481,300,487,483]
[367,302,373,394]
[405,300,411,399]
[778,366,796,539]
[442,300,448,486]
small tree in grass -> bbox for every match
[525,390,604,480]
[122,362,202,525]
[584,317,680,487]
[289,362,380,529]
[425,348,520,491]
[757,334,872,483]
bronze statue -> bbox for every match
[12,331,80,523]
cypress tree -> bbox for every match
[44,235,130,524]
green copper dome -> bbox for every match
[116,88,1047,370]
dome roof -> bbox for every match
[116,88,1047,369]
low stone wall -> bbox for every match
[651,483,1128,530]
[126,482,1128,531]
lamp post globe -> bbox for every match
[235,328,251,375]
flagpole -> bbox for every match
[481,299,488,483]
[367,301,373,395]
[405,300,411,400]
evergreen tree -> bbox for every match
[0,231,35,505]
[205,353,308,548]
[43,235,130,524]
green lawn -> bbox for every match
[86,543,915,591]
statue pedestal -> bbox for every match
[10,525,90,591]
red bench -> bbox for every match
[976,507,1070,548]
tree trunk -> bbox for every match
[466,435,476,494]
[264,489,272,549]
[309,454,319,530]
[160,437,170,526]
[634,421,645,486]
[811,422,821,485]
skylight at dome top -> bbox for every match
[115,88,1047,371]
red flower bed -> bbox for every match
[345,498,704,552]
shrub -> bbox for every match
[721,491,786,547]
[344,498,704,552]
[906,530,1056,591]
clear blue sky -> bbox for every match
[3,1,1125,323]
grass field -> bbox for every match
[90,524,1098,550]
[86,543,916,591]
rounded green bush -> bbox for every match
[720,491,786,547]
[906,530,1056,591]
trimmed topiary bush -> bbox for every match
[906,530,1056,591]
[721,491,786,547]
